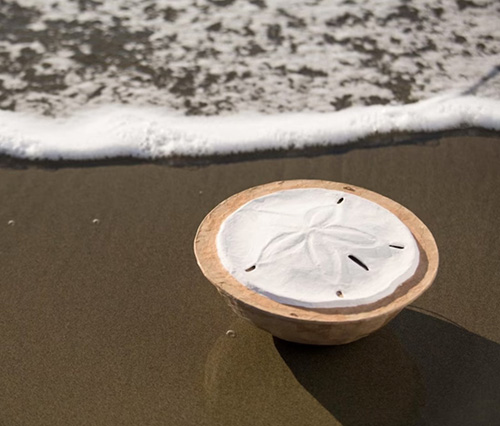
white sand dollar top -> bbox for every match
[216,188,420,308]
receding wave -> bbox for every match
[0,94,499,160]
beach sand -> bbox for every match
[0,135,499,425]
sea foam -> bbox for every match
[2,0,499,116]
[0,94,499,160]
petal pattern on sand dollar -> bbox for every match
[305,204,339,228]
[321,226,378,247]
[255,231,305,265]
[218,188,419,308]
[252,204,379,278]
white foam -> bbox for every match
[0,94,499,160]
[217,188,419,308]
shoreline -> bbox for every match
[1,94,500,161]
[1,126,498,169]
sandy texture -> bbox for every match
[0,136,500,425]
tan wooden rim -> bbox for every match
[194,180,439,323]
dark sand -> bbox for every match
[1,136,500,425]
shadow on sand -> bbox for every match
[275,308,500,426]
[205,309,500,426]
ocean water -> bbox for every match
[0,0,499,160]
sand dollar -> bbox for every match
[217,188,419,308]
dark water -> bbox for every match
[1,0,499,117]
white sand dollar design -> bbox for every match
[217,188,420,308]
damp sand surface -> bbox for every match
[0,135,500,425]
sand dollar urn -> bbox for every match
[194,180,439,345]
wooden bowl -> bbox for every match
[194,180,439,345]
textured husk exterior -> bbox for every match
[219,287,403,345]
[194,180,439,345]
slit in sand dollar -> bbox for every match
[216,188,420,308]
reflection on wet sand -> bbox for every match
[205,309,500,426]
[205,318,339,426]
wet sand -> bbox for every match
[0,135,499,425]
